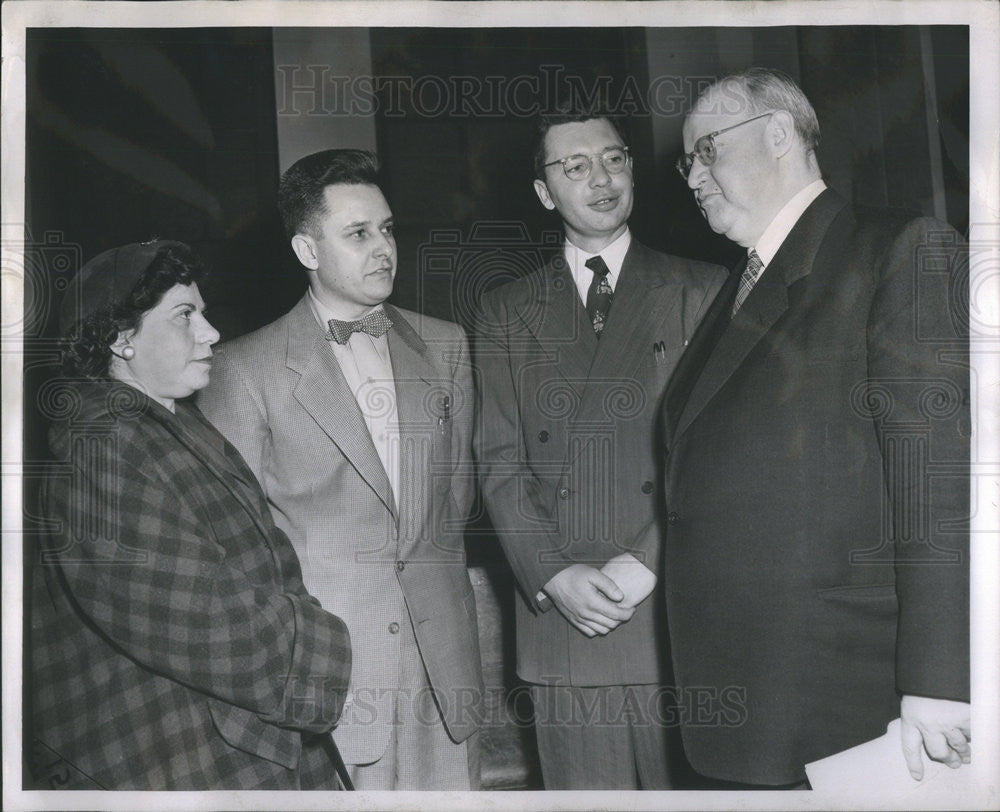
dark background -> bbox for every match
[22,21,971,487]
[25,26,969,340]
[21,25,970,789]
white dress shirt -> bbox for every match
[565,228,632,304]
[308,289,400,501]
[752,179,827,268]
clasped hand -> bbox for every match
[542,553,656,637]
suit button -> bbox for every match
[667,511,679,525]
[396,560,405,571]
[538,430,549,443]
[388,622,400,634]
[641,481,654,494]
[558,487,570,499]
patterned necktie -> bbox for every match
[325,309,394,345]
[731,250,764,316]
[585,255,614,337]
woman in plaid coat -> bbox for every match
[30,241,353,790]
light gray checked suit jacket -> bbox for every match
[198,296,484,764]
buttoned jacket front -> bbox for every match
[199,297,483,764]
[660,190,970,784]
[476,239,725,685]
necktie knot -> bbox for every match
[585,255,610,278]
[326,309,394,345]
[584,255,614,337]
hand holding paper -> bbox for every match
[805,717,975,799]
[900,695,971,780]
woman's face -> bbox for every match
[113,283,220,410]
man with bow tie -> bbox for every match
[474,106,725,789]
[199,149,484,790]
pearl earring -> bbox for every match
[121,346,135,360]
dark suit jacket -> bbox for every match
[31,379,352,789]
[198,299,483,764]
[661,189,970,784]
[476,239,725,685]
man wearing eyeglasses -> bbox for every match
[475,107,725,789]
[662,68,970,788]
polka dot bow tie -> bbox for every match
[325,309,394,345]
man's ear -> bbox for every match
[533,178,556,211]
[291,233,319,270]
[768,110,796,159]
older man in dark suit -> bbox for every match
[475,107,725,789]
[662,67,971,787]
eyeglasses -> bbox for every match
[675,112,773,179]
[544,146,630,181]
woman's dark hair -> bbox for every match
[64,244,205,379]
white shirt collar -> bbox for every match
[565,228,632,302]
[752,179,826,266]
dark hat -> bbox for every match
[59,239,189,335]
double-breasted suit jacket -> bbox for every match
[660,189,970,784]
[31,380,352,790]
[198,297,484,765]
[476,239,725,685]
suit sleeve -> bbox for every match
[45,429,351,733]
[866,216,970,702]
[627,263,729,569]
[197,344,270,486]
[473,291,575,608]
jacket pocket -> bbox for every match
[817,583,896,601]
[207,697,301,770]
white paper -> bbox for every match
[806,718,973,798]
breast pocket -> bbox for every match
[421,385,454,459]
[207,697,300,770]
[645,341,688,391]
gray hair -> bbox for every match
[697,67,821,152]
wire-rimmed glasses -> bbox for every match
[544,146,631,181]
[675,112,774,179]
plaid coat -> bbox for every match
[30,379,352,790]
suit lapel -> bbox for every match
[516,255,596,397]
[674,269,789,439]
[674,189,848,439]
[384,305,439,555]
[285,296,397,518]
[586,241,683,388]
